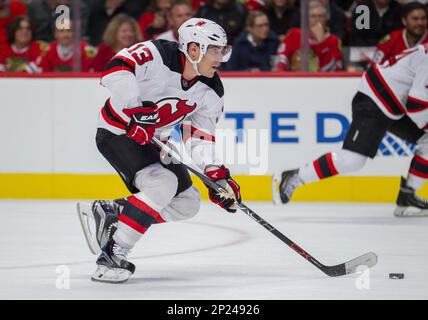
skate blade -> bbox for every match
[77,202,101,255]
[91,265,131,284]
[394,206,428,217]
[272,173,282,205]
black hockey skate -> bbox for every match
[91,238,135,283]
[393,177,428,217]
[77,200,123,255]
[272,169,303,204]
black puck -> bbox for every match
[389,273,404,279]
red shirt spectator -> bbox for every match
[91,13,142,71]
[91,43,115,71]
[275,28,343,71]
[373,29,428,64]
[192,0,208,11]
[274,2,343,71]
[246,0,265,11]
[40,41,95,72]
[139,0,172,40]
[372,2,428,64]
[40,21,96,72]
[0,0,27,45]
[0,41,44,72]
[0,15,44,73]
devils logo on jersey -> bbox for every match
[155,98,197,128]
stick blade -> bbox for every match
[324,252,378,277]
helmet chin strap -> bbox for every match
[191,61,200,76]
[184,51,203,76]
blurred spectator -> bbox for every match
[0,15,44,72]
[0,0,28,45]
[28,0,90,42]
[350,0,403,46]
[192,0,209,11]
[332,0,354,11]
[155,0,193,42]
[316,0,347,42]
[263,0,299,42]
[138,0,172,40]
[39,20,96,72]
[123,0,151,19]
[88,0,127,46]
[397,0,427,4]
[372,1,428,64]
[227,10,278,71]
[246,0,266,11]
[274,0,343,71]
[91,13,142,71]
[196,0,247,44]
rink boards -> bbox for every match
[0,73,424,201]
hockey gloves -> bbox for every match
[123,101,159,145]
[204,165,241,213]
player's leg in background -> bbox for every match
[389,120,428,216]
[273,92,393,204]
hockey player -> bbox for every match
[77,18,241,283]
[372,2,428,65]
[273,43,428,217]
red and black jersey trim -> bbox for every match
[102,56,136,77]
[181,123,216,142]
[409,155,428,179]
[365,66,405,116]
[101,99,128,130]
[152,39,183,74]
[313,153,338,179]
[406,96,428,113]
[199,73,224,98]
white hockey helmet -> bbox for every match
[178,18,232,65]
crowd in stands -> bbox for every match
[1,0,428,73]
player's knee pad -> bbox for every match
[334,149,367,173]
[133,163,178,209]
[416,133,428,157]
[159,186,201,222]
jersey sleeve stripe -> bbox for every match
[106,99,128,126]
[102,66,134,77]
[114,55,136,68]
[406,96,428,112]
[365,66,405,116]
[102,56,136,77]
[101,107,127,130]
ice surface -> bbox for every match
[0,200,427,300]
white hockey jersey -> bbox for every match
[98,40,225,169]
[358,44,428,129]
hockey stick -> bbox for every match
[152,137,378,277]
